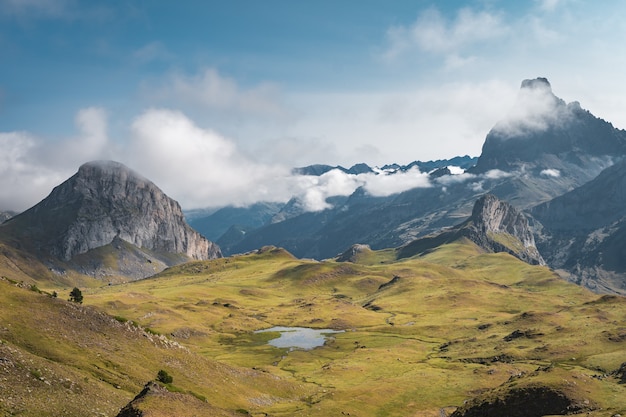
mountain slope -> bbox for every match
[531,158,626,294]
[187,202,283,242]
[0,161,221,280]
[0,277,309,417]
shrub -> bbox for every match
[69,287,83,304]
[157,369,173,384]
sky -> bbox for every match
[2,0,626,212]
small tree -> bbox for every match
[157,369,173,384]
[69,287,83,304]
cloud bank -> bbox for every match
[0,108,436,213]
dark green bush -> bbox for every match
[157,369,173,384]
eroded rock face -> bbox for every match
[471,195,536,248]
[2,161,221,263]
[396,194,544,266]
[465,194,545,265]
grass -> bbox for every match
[0,277,312,417]
[0,239,624,416]
[74,242,626,416]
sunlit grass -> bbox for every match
[76,243,626,416]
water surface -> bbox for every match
[254,326,344,350]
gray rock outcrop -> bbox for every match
[398,194,544,266]
[464,194,545,265]
[1,161,221,275]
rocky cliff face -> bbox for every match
[1,161,221,277]
[465,194,544,265]
[397,194,544,266]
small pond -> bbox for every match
[254,326,344,350]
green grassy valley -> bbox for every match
[5,241,614,416]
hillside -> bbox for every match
[80,243,626,416]
[0,277,310,417]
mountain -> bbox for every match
[221,78,626,267]
[293,156,478,177]
[397,194,544,265]
[187,202,283,242]
[531,158,626,294]
[0,210,16,223]
[472,78,626,174]
[0,161,221,281]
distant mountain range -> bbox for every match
[188,77,626,293]
[2,77,626,294]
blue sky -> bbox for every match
[2,0,626,211]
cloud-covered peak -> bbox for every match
[520,77,552,91]
[490,76,566,138]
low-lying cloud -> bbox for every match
[540,168,561,177]
[0,108,435,213]
[0,105,538,217]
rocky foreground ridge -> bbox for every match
[0,161,221,279]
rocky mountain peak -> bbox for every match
[1,160,221,278]
[471,77,626,174]
[472,195,531,240]
[467,194,545,265]
[396,194,544,266]
[520,77,552,91]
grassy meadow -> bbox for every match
[67,243,626,416]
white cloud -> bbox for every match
[0,107,114,211]
[540,168,561,177]
[287,167,433,212]
[362,167,431,197]
[150,68,287,119]
[435,172,476,186]
[0,131,66,211]
[291,169,364,212]
[470,181,485,192]
[484,169,514,180]
[384,7,508,61]
[287,79,514,166]
[125,108,292,209]
[0,105,444,213]
[536,0,564,12]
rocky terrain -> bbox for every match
[531,158,626,294]
[397,194,544,265]
[0,211,15,223]
[0,161,221,280]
